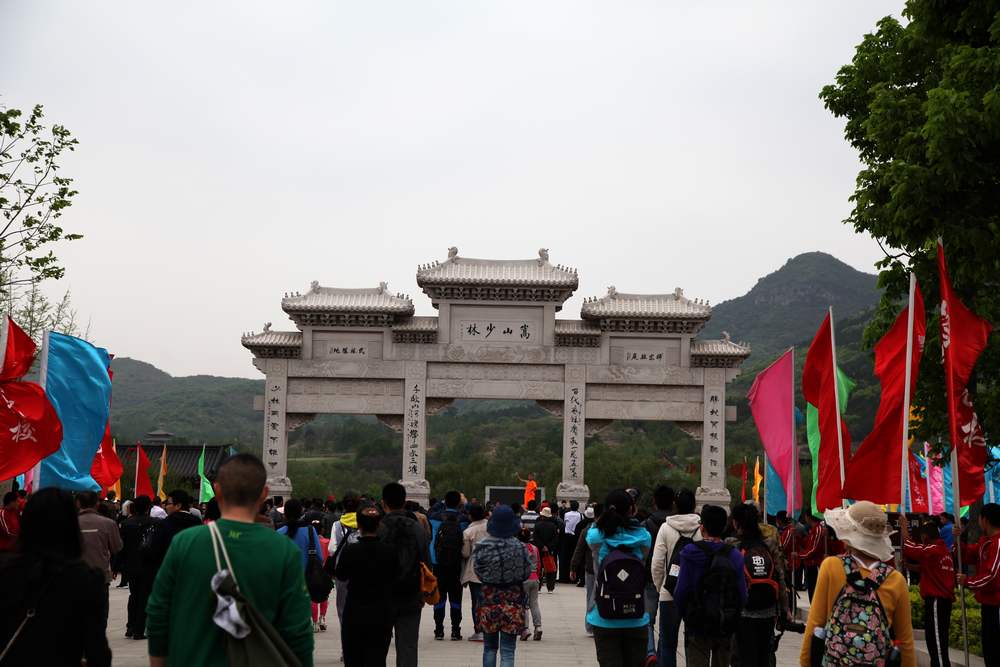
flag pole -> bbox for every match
[828,307,848,508]
[29,331,51,490]
[762,451,768,519]
[789,345,798,616]
[950,444,970,667]
[900,274,916,512]
[925,443,934,514]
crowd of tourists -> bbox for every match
[1,461,1000,667]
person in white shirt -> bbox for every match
[559,501,583,583]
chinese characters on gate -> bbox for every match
[460,320,533,342]
[706,392,720,480]
[327,345,367,356]
[568,386,582,480]
[406,382,422,477]
[266,382,283,469]
[624,351,664,362]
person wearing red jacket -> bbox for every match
[901,519,955,667]
[0,491,20,552]
[796,513,826,601]
[958,503,1000,666]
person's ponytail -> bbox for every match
[596,489,634,538]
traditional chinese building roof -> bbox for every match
[416,248,578,305]
[554,319,603,348]
[392,316,439,344]
[281,282,414,327]
[580,287,712,334]
[120,443,229,482]
[241,330,302,358]
[690,336,751,368]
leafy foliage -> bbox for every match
[819,1,1000,449]
[0,105,81,291]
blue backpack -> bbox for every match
[595,547,646,620]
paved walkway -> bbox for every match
[107,583,808,666]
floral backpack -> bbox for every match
[822,557,894,666]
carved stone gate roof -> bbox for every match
[281,283,414,327]
[581,287,711,320]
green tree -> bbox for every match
[819,1,1000,447]
[0,104,81,291]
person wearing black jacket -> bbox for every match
[119,495,159,639]
[142,489,202,580]
[532,508,560,592]
[0,488,112,666]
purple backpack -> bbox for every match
[595,547,646,620]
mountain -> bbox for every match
[701,252,879,360]
[110,358,262,446]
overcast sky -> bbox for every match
[1,1,902,378]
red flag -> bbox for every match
[0,381,63,479]
[135,443,155,499]
[802,312,852,511]
[89,368,121,493]
[843,285,926,503]
[908,450,928,513]
[0,317,37,382]
[939,242,992,505]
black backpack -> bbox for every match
[381,516,421,592]
[304,527,333,603]
[434,514,464,567]
[741,540,779,611]
[595,547,647,620]
[663,527,699,595]
[683,542,742,638]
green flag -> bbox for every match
[806,367,854,518]
[198,444,215,503]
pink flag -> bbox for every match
[747,349,801,514]
[927,446,945,514]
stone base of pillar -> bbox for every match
[267,476,293,500]
[556,480,590,505]
[400,478,431,509]
[695,486,732,512]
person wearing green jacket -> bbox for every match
[146,454,314,667]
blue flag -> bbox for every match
[37,332,112,491]
[765,457,800,519]
[984,446,1000,505]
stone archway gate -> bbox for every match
[242,249,749,508]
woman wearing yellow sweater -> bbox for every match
[799,501,915,667]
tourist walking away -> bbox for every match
[559,500,582,583]
[430,490,469,639]
[799,512,825,601]
[673,504,746,667]
[727,503,788,667]
[335,505,398,667]
[520,500,540,536]
[378,482,430,667]
[641,484,673,666]
[650,489,701,667]
[76,490,123,628]
[0,488,112,667]
[119,495,158,639]
[586,489,652,667]
[800,501,915,667]
[900,518,954,667]
[516,471,538,509]
[0,491,19,551]
[518,527,543,640]
[958,502,1000,666]
[143,489,202,578]
[533,506,560,592]
[277,499,327,632]
[329,491,361,657]
[473,505,532,667]
[146,454,314,667]
[571,505,599,635]
[462,503,490,642]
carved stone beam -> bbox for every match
[584,419,613,436]
[535,400,563,417]
[286,413,317,432]
[675,422,703,441]
[426,398,455,416]
[376,414,404,433]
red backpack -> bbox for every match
[740,540,779,611]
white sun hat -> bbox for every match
[823,501,895,562]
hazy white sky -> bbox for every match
[1,1,901,378]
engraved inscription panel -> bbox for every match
[586,384,703,403]
[585,400,703,421]
[426,379,563,400]
[428,363,563,382]
[287,378,403,397]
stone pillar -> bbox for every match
[696,367,731,510]
[263,359,292,498]
[557,365,590,504]
[400,361,430,508]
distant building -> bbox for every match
[119,427,228,491]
